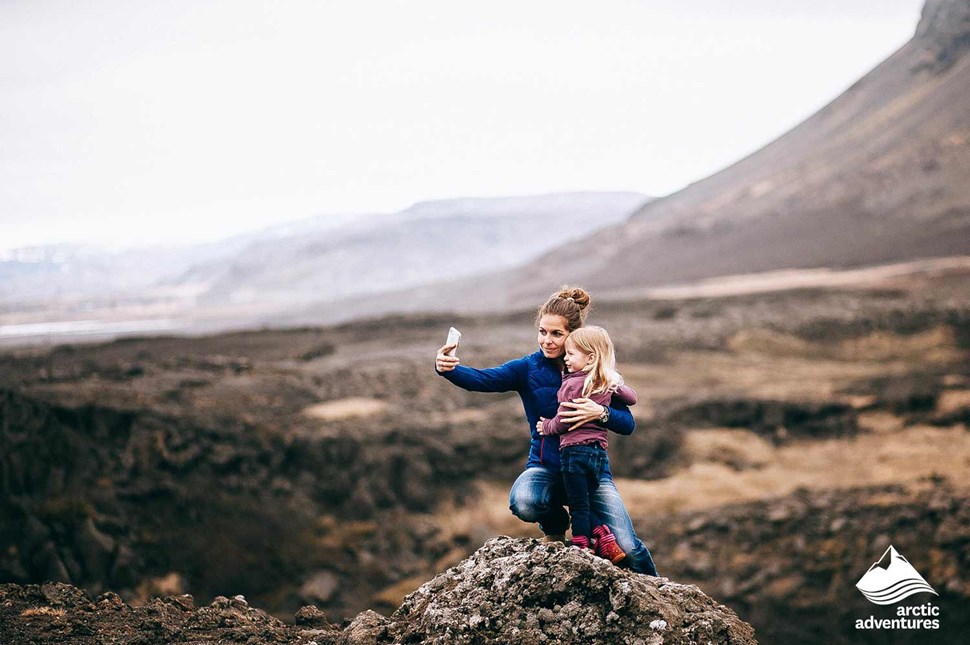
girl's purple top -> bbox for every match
[541,370,637,450]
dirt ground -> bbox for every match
[1,261,968,643]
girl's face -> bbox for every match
[537,315,570,359]
[563,339,594,373]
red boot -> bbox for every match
[593,525,626,564]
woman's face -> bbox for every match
[537,314,570,359]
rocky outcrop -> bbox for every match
[914,0,970,71]
[382,537,756,645]
[0,538,756,645]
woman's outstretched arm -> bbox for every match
[434,343,526,393]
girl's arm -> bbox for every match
[540,406,570,435]
[539,378,583,435]
[613,385,638,407]
[607,386,638,434]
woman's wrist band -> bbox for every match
[598,405,610,424]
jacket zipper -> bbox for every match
[539,436,544,464]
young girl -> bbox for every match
[538,325,635,562]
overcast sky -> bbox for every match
[1,0,924,251]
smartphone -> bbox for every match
[444,327,461,356]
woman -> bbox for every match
[434,286,659,575]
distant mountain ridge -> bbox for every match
[167,192,648,306]
[486,0,970,304]
[0,193,648,343]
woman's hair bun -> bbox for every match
[557,286,590,310]
[537,285,593,332]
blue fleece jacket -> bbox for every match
[437,350,635,470]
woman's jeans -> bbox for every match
[509,465,660,576]
[559,444,607,542]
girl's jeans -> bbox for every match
[559,444,607,542]
[509,464,660,576]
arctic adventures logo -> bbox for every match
[855,545,941,631]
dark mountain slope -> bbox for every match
[499,0,970,302]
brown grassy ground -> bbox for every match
[2,262,968,642]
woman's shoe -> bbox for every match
[542,533,567,544]
[592,525,626,564]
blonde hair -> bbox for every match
[536,285,591,333]
[566,325,624,397]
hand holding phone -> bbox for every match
[444,327,461,356]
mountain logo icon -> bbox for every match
[856,545,938,605]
